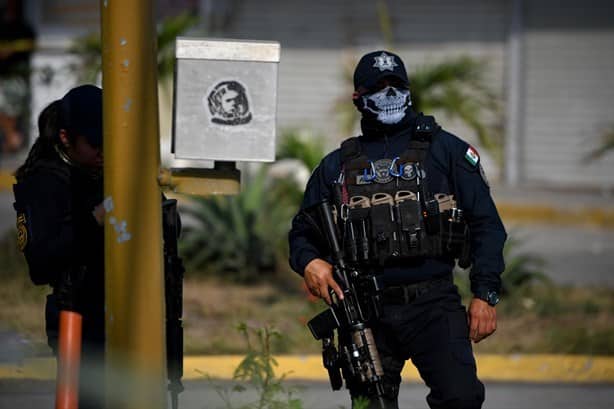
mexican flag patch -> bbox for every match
[465,146,480,166]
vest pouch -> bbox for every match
[369,193,398,265]
[396,199,425,257]
[345,207,371,263]
[423,198,441,240]
[440,208,469,258]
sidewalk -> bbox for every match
[492,185,614,229]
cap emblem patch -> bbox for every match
[373,52,398,72]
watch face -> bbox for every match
[487,291,500,306]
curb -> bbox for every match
[497,203,614,229]
[1,354,613,383]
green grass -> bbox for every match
[1,242,612,357]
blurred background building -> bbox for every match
[2,0,613,189]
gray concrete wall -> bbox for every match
[522,0,614,189]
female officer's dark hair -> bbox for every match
[15,84,102,182]
[14,100,75,182]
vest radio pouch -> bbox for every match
[432,194,470,261]
[369,193,398,265]
[344,196,371,264]
[395,191,427,258]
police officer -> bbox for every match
[289,51,507,409]
[14,85,105,409]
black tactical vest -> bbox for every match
[334,115,469,267]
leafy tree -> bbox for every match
[410,56,502,161]
[586,126,614,159]
[69,12,199,82]
[277,129,326,173]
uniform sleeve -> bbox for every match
[22,173,75,284]
[288,152,339,275]
[447,137,507,296]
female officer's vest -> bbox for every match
[334,115,469,267]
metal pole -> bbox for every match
[504,0,525,186]
[101,1,167,408]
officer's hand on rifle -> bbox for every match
[304,258,344,305]
[468,298,497,343]
[92,202,106,226]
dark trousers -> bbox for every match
[46,293,106,409]
[347,283,485,409]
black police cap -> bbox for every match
[353,50,409,91]
[60,84,103,148]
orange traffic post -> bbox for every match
[55,310,83,409]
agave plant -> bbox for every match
[454,234,549,299]
[179,167,297,282]
[500,235,550,295]
[69,12,199,83]
[276,129,326,172]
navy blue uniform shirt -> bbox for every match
[288,118,507,297]
[14,155,105,316]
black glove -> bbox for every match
[55,266,86,312]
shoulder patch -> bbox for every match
[464,146,480,167]
[16,213,27,252]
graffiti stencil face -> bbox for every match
[205,81,252,126]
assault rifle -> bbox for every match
[162,199,185,409]
[305,199,386,408]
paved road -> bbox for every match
[1,379,613,409]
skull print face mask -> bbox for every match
[359,86,412,125]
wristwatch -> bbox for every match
[476,290,500,307]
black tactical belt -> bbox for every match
[381,275,453,305]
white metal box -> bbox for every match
[173,37,280,162]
